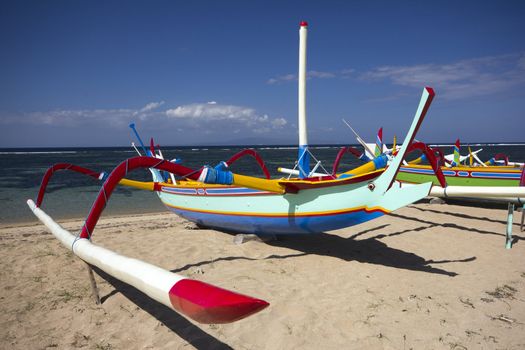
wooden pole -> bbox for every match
[85,263,101,305]
[520,204,525,232]
[506,203,514,249]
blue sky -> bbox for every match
[1,0,524,147]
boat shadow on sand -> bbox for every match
[264,228,475,277]
[173,224,475,278]
[90,221,481,348]
[391,209,523,245]
[93,267,234,350]
[408,204,524,230]
[92,211,501,346]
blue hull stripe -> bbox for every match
[400,167,455,176]
[165,206,385,235]
[470,172,520,179]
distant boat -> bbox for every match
[397,138,524,187]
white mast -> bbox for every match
[297,21,310,178]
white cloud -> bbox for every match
[132,101,165,120]
[340,68,355,79]
[0,108,135,127]
[517,54,525,70]
[308,70,336,79]
[267,70,336,84]
[267,73,296,85]
[360,53,525,99]
[266,53,525,100]
[1,101,288,140]
[139,101,164,113]
[271,118,288,128]
[164,102,287,130]
[166,103,255,120]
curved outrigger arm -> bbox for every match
[36,163,107,207]
[331,146,369,177]
[34,157,286,239]
[405,142,448,188]
[225,149,271,179]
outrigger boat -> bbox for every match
[332,126,525,243]
[397,139,524,187]
[26,22,523,326]
[339,124,525,188]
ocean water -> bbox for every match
[0,144,524,225]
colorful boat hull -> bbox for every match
[158,187,386,235]
[397,165,522,187]
[156,178,430,235]
[152,87,437,235]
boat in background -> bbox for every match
[344,125,524,188]
[397,138,524,187]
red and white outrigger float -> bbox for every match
[27,22,524,326]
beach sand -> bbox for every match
[1,201,524,349]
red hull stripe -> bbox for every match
[163,202,389,218]
[169,279,269,324]
[280,170,382,191]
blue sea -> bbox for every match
[0,144,524,225]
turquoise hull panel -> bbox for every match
[157,179,431,235]
[165,203,385,235]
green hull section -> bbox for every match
[397,170,520,187]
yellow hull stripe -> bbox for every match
[162,202,390,218]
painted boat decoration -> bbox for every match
[28,22,443,325]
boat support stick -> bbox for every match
[520,204,525,232]
[86,263,101,305]
[506,203,514,249]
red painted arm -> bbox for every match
[331,146,363,176]
[36,163,105,207]
[406,142,447,188]
[80,157,204,238]
[494,153,509,166]
[35,157,204,239]
[226,149,271,179]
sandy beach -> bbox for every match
[1,200,524,349]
